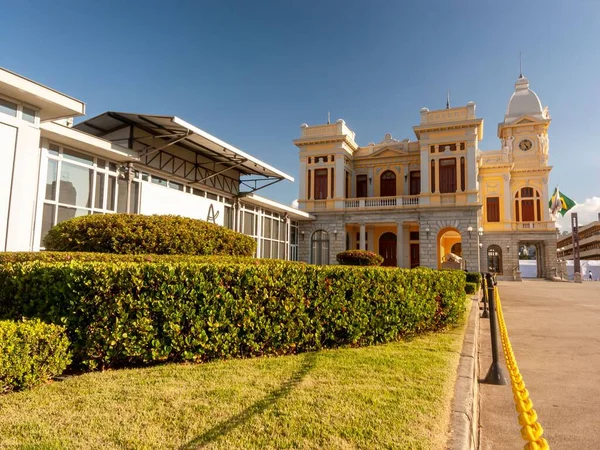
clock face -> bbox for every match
[519,139,533,151]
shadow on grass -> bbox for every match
[179,352,317,449]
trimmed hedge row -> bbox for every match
[0,252,278,265]
[0,261,466,370]
[466,272,482,285]
[43,214,256,256]
[336,250,383,266]
[1,319,70,393]
[465,282,478,295]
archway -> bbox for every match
[379,232,397,267]
[518,242,542,278]
[437,228,463,270]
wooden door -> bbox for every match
[522,200,535,221]
[380,171,396,197]
[379,232,397,267]
[410,243,420,268]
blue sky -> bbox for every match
[2,0,599,222]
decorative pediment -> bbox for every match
[516,118,535,124]
[368,147,406,158]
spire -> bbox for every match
[519,52,523,79]
[446,90,450,109]
[327,111,331,124]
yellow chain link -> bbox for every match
[494,286,550,450]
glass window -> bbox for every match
[243,212,255,236]
[130,182,140,213]
[311,230,330,265]
[487,245,502,274]
[22,107,36,124]
[207,192,218,201]
[192,188,205,197]
[169,181,184,191]
[107,176,116,210]
[59,162,93,208]
[486,197,500,222]
[263,217,272,239]
[97,159,106,169]
[117,179,128,213]
[63,148,94,166]
[57,206,89,223]
[45,160,58,201]
[152,176,168,187]
[48,144,60,156]
[261,240,271,258]
[95,173,105,208]
[41,204,55,242]
[109,163,118,172]
[0,98,17,117]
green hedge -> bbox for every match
[465,282,478,295]
[0,252,274,265]
[1,319,70,393]
[466,272,482,285]
[43,214,256,257]
[0,261,465,370]
[336,250,383,266]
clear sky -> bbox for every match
[2,0,599,223]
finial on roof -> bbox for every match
[327,111,331,124]
[519,52,523,79]
[446,90,450,109]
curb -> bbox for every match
[447,294,480,450]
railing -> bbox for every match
[314,200,327,210]
[344,195,420,210]
[440,195,456,206]
[512,221,555,231]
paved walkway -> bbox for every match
[479,280,600,450]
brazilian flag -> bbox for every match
[549,187,576,217]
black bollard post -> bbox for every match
[482,273,507,385]
[480,272,489,318]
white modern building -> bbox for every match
[0,67,311,257]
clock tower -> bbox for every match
[497,74,551,166]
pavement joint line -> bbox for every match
[446,295,480,450]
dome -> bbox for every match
[505,76,543,119]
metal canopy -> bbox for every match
[75,112,293,194]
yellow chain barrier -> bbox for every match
[494,286,550,450]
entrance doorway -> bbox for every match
[519,242,543,278]
[437,228,463,270]
[410,243,420,268]
[379,232,397,267]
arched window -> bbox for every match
[487,245,502,274]
[515,187,542,222]
[380,170,396,197]
[311,230,329,265]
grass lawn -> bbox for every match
[0,306,469,450]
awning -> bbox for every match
[75,112,293,184]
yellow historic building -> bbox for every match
[294,74,557,280]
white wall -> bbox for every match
[139,181,225,226]
[0,116,42,251]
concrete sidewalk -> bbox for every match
[478,280,600,449]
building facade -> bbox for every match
[0,68,310,256]
[557,214,600,261]
[294,75,558,280]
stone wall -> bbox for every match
[418,207,481,272]
[480,231,557,280]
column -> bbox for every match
[434,158,440,193]
[367,225,374,252]
[298,159,307,201]
[541,179,549,221]
[335,155,345,198]
[367,168,374,197]
[359,223,366,250]
[456,157,462,193]
[466,144,477,191]
[396,222,404,267]
[503,175,511,223]
[420,147,429,194]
